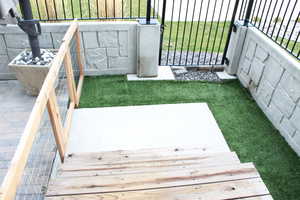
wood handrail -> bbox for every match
[0,19,84,200]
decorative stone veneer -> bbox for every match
[237,27,300,156]
[0,21,137,79]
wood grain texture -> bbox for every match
[47,163,259,196]
[47,90,66,161]
[61,152,240,173]
[46,178,270,200]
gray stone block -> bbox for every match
[266,102,283,129]
[240,58,251,74]
[119,31,128,57]
[290,106,300,131]
[0,54,9,73]
[108,57,128,69]
[280,117,296,137]
[107,48,119,57]
[0,35,6,54]
[256,79,274,107]
[98,31,118,47]
[39,33,54,48]
[272,85,296,117]
[85,48,107,70]
[238,68,251,88]
[5,33,53,49]
[245,40,256,60]
[51,32,65,49]
[294,131,300,147]
[7,48,23,61]
[5,34,29,48]
[82,32,99,49]
[255,46,269,62]
[263,57,284,87]
[249,58,265,85]
[280,70,300,103]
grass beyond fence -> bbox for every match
[27,0,300,54]
[79,75,300,200]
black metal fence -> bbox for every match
[26,0,158,21]
[238,0,300,60]
[159,0,241,66]
[25,0,300,65]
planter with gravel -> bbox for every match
[8,49,57,96]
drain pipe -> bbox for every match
[18,0,41,58]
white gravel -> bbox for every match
[14,49,56,66]
[172,67,221,82]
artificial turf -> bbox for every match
[79,75,300,200]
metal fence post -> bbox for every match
[146,0,151,24]
[158,0,167,65]
[221,0,241,65]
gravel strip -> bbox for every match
[172,67,221,82]
[160,51,222,66]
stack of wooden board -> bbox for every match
[46,147,273,200]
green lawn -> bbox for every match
[79,75,300,200]
[27,0,299,54]
[162,21,230,52]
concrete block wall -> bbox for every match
[237,27,300,156]
[0,21,137,79]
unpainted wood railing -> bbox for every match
[0,19,84,200]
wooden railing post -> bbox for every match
[75,28,84,104]
[64,48,78,106]
[47,89,66,161]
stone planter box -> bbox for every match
[8,50,56,96]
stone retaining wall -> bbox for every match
[237,27,300,156]
[0,21,138,79]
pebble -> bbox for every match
[173,68,221,82]
[14,49,56,66]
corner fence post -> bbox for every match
[221,0,240,65]
[146,0,151,24]
[244,0,255,26]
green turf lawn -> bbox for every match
[79,75,300,200]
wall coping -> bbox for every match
[248,27,300,80]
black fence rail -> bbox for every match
[25,0,158,21]
[239,0,300,60]
[24,0,300,65]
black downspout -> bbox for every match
[18,0,41,58]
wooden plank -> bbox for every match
[47,90,66,161]
[62,152,239,172]
[46,178,270,200]
[241,196,274,200]
[64,48,78,106]
[46,163,259,196]
[64,147,235,165]
[58,156,240,178]
[75,28,84,77]
[76,75,84,105]
[62,20,79,47]
[63,102,75,145]
[74,27,84,106]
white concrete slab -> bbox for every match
[217,71,237,81]
[127,66,175,81]
[67,103,230,154]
